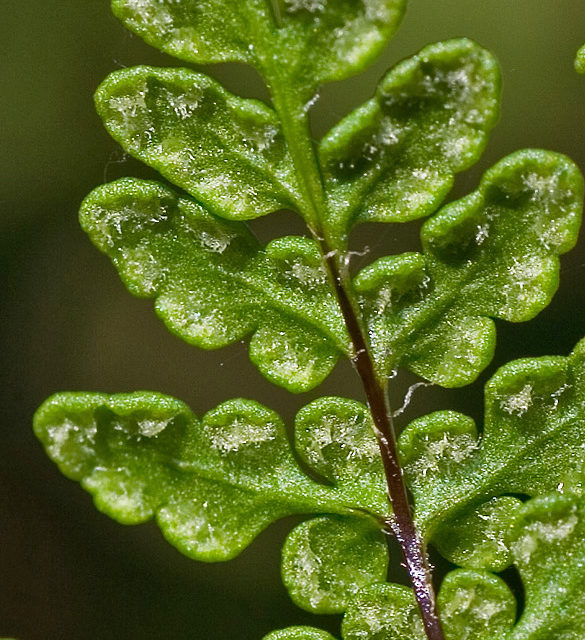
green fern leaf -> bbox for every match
[342,583,426,640]
[80,179,348,392]
[281,515,388,614]
[95,67,303,221]
[399,337,585,568]
[34,340,585,624]
[263,628,337,640]
[576,43,585,73]
[320,39,500,231]
[33,392,388,562]
[346,493,585,639]
[88,6,583,393]
[111,0,406,99]
[35,2,585,637]
[356,150,583,386]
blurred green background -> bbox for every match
[3,1,585,638]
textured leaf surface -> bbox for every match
[111,0,405,97]
[320,39,500,231]
[344,568,515,640]
[398,338,585,568]
[281,515,388,614]
[264,0,406,97]
[281,398,388,612]
[263,628,337,640]
[576,44,585,73]
[294,397,386,509]
[34,392,388,562]
[438,494,585,640]
[356,150,583,386]
[111,0,260,66]
[432,496,523,571]
[35,348,585,627]
[506,494,585,638]
[438,569,516,640]
[342,584,425,640]
[81,179,348,392]
[96,66,301,221]
[342,494,585,639]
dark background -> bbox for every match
[3,2,585,638]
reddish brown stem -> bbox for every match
[324,251,445,640]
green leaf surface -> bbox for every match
[111,0,406,98]
[34,392,388,562]
[439,494,585,640]
[111,0,261,66]
[438,569,516,640]
[506,494,585,639]
[341,583,426,640]
[355,149,583,386]
[433,496,523,572]
[34,346,585,627]
[265,0,406,97]
[339,576,515,640]
[263,628,337,640]
[575,44,585,73]
[80,178,349,392]
[281,398,389,613]
[294,397,386,508]
[96,66,301,221]
[320,39,500,231]
[281,515,388,614]
[346,495,585,640]
[398,337,585,569]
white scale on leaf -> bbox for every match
[289,260,327,286]
[242,124,280,153]
[122,241,168,295]
[158,298,228,343]
[46,417,97,473]
[137,417,172,438]
[354,602,393,637]
[540,217,572,250]
[443,133,472,162]
[363,0,393,22]
[407,432,478,479]
[158,505,222,554]
[352,598,425,639]
[95,472,149,519]
[499,255,546,316]
[210,417,277,453]
[442,585,507,639]
[266,339,318,387]
[307,413,379,467]
[91,201,168,249]
[512,512,579,565]
[475,222,489,245]
[194,228,235,254]
[344,29,382,67]
[108,91,148,132]
[126,0,174,29]
[377,118,402,147]
[291,543,326,609]
[373,284,394,316]
[499,384,533,417]
[284,0,326,13]
[204,173,260,218]
[523,170,561,204]
[164,89,202,121]
[159,147,197,179]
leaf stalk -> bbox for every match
[325,252,445,640]
[267,69,445,639]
